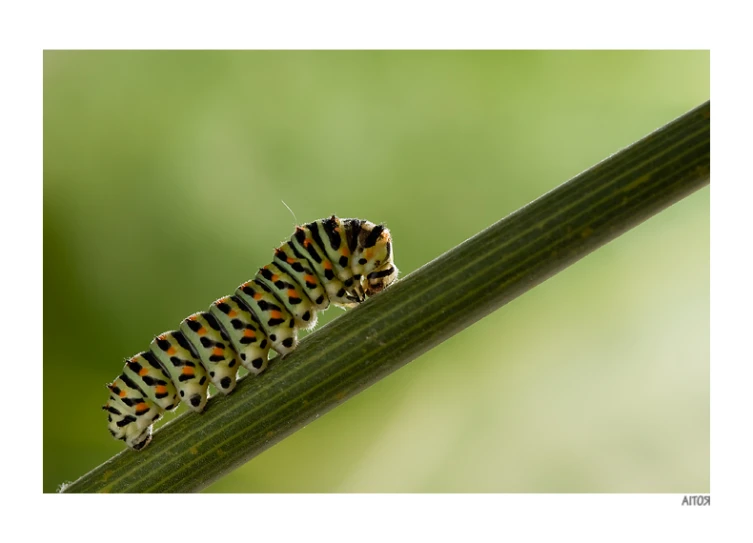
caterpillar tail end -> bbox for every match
[107,418,154,451]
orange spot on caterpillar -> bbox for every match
[270,310,282,319]
[167,346,177,355]
[212,347,224,357]
[228,309,237,317]
[119,389,126,398]
[198,327,207,335]
[287,257,295,264]
[253,292,263,300]
[155,385,167,395]
[139,368,148,376]
[136,402,149,415]
[182,367,194,376]
[243,329,256,338]
[304,274,316,284]
[323,261,332,270]
[287,288,297,298]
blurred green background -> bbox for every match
[43,51,709,493]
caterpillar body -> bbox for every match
[104,216,398,451]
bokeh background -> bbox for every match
[43,51,709,493]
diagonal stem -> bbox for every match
[61,100,710,493]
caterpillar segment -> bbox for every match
[257,262,318,329]
[235,279,299,355]
[105,216,398,450]
[122,351,179,411]
[149,331,211,412]
[180,312,240,394]
[291,224,355,308]
[209,296,271,375]
[273,242,330,312]
[318,217,368,303]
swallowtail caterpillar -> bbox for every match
[103,216,398,450]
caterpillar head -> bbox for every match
[351,222,399,297]
[364,260,399,296]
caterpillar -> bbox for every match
[103,216,398,451]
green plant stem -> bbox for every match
[62,101,710,493]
